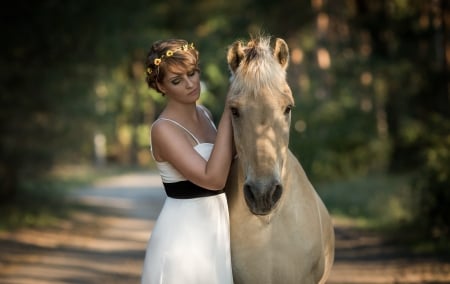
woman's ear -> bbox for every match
[156,81,166,94]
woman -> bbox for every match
[141,39,234,284]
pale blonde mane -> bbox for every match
[229,37,287,98]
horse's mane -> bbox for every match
[230,37,287,98]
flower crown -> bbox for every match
[147,43,196,75]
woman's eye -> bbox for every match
[188,70,196,76]
[171,80,180,85]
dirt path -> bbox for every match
[0,172,449,283]
[0,172,164,284]
[329,225,450,283]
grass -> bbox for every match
[316,174,450,256]
[316,173,414,230]
[0,164,141,231]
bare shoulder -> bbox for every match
[151,118,210,181]
[150,119,169,136]
[151,119,196,162]
[151,119,185,145]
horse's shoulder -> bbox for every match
[287,150,306,174]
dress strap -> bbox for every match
[197,105,217,131]
[153,118,201,145]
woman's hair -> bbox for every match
[145,39,199,93]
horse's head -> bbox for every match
[227,37,294,216]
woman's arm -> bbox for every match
[151,107,233,190]
[202,107,233,189]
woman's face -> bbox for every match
[157,67,201,103]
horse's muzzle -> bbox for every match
[243,179,283,215]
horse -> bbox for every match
[224,36,335,284]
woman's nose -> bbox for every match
[184,76,194,88]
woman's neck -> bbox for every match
[163,101,199,123]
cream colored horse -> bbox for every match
[224,37,335,284]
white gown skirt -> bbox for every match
[141,193,233,284]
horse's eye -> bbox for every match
[284,105,293,115]
[230,107,240,118]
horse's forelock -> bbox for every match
[230,37,286,97]
[243,37,271,64]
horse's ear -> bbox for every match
[227,41,245,74]
[273,38,289,70]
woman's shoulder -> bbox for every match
[151,118,195,161]
[151,117,199,146]
[151,118,180,138]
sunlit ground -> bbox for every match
[0,173,164,284]
[328,217,450,283]
[0,171,449,283]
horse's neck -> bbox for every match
[284,150,312,194]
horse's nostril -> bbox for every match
[243,181,283,215]
[272,184,282,204]
[244,183,255,203]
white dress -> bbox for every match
[141,113,233,284]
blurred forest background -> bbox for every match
[1,0,449,250]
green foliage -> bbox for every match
[1,1,100,197]
[1,0,448,244]
[411,116,450,240]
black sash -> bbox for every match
[163,180,224,199]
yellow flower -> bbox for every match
[154,58,161,66]
[147,68,152,74]
[166,50,174,57]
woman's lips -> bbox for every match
[188,87,199,96]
